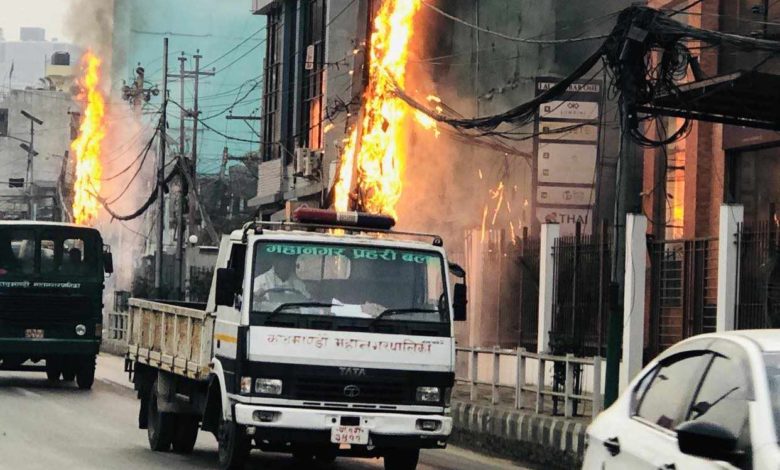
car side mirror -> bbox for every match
[676,420,739,462]
[453,283,467,321]
[103,251,114,274]
[215,267,236,307]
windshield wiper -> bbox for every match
[370,308,441,326]
[262,302,335,323]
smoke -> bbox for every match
[65,0,153,299]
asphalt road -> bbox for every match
[0,356,526,470]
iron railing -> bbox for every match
[550,223,611,357]
[737,220,780,329]
[648,237,718,357]
[516,231,540,352]
[455,346,603,419]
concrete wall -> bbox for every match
[0,88,75,218]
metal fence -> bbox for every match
[737,220,780,329]
[648,237,718,357]
[455,346,603,419]
[516,231,540,352]
[550,223,611,357]
[106,290,131,341]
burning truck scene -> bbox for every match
[4,1,780,469]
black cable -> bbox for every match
[92,166,180,222]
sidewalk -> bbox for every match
[96,352,133,391]
[450,385,591,470]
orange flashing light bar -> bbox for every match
[293,207,396,230]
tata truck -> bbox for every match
[0,221,113,389]
[125,208,467,470]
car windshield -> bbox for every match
[251,241,448,323]
[765,352,780,441]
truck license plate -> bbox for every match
[25,329,44,339]
[330,426,368,445]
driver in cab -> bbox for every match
[253,254,310,307]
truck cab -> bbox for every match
[0,221,113,389]
[128,209,466,470]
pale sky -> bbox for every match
[1,0,73,42]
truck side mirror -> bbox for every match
[453,283,467,321]
[215,267,236,307]
[103,252,114,274]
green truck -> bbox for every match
[0,221,113,389]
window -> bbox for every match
[299,0,326,150]
[261,8,284,162]
[763,352,780,440]
[635,353,710,430]
[687,352,750,441]
[0,230,34,276]
[0,108,8,137]
[664,116,686,239]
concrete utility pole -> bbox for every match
[174,53,188,300]
[189,51,214,229]
[154,38,169,297]
[167,51,214,298]
[20,110,43,220]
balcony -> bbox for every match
[252,0,278,15]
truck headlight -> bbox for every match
[416,386,440,403]
[255,378,283,395]
[240,376,252,394]
[75,324,86,336]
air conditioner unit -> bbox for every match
[294,147,321,178]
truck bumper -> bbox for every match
[234,403,452,449]
[0,338,100,356]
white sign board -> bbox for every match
[536,207,593,235]
[536,186,594,206]
[537,143,598,185]
[539,122,599,142]
[539,101,599,121]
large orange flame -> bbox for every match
[71,51,106,225]
[333,0,424,218]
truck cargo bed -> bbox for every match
[127,298,214,380]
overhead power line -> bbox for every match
[422,1,610,44]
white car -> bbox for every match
[584,330,780,470]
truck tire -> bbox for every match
[384,449,420,470]
[217,414,250,470]
[147,384,175,451]
[45,358,61,381]
[62,359,76,381]
[172,415,200,454]
[76,355,96,390]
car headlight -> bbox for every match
[240,376,252,394]
[255,378,283,395]
[416,386,441,403]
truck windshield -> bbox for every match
[251,241,448,323]
[0,226,102,280]
[765,352,780,442]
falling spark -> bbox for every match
[481,205,488,243]
[478,169,483,180]
[323,123,335,134]
[333,0,424,218]
[510,222,517,245]
[491,183,504,226]
[506,199,512,213]
[71,51,106,225]
[426,95,441,103]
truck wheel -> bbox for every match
[217,414,250,470]
[76,356,96,390]
[384,449,420,470]
[172,415,200,454]
[45,358,62,381]
[147,384,175,451]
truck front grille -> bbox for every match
[293,377,409,404]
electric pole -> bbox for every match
[189,51,215,230]
[154,38,169,297]
[20,110,43,220]
[167,51,214,298]
[174,53,188,300]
